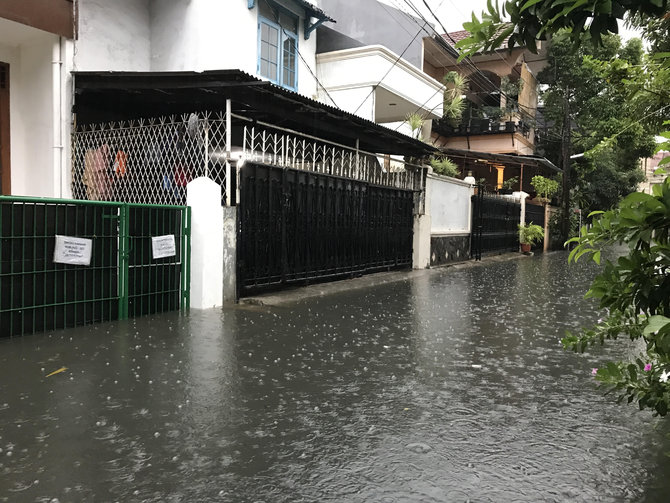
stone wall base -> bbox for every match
[430,234,470,266]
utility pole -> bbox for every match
[561,91,571,241]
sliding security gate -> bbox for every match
[238,162,414,295]
[471,188,521,260]
[0,197,190,337]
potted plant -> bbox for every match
[499,176,519,194]
[429,156,459,177]
[530,175,559,203]
[501,76,523,131]
[518,223,544,253]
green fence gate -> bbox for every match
[0,196,190,337]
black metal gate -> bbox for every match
[238,163,414,295]
[471,187,521,260]
[525,202,545,228]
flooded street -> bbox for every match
[1,252,669,502]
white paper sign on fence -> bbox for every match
[53,235,93,266]
[151,234,176,259]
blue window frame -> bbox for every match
[258,11,298,91]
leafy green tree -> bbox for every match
[563,174,670,416]
[456,0,668,58]
[536,31,655,236]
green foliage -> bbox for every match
[430,157,460,177]
[502,176,519,190]
[536,31,657,214]
[500,75,524,120]
[563,177,670,416]
[518,223,544,245]
[549,205,580,243]
[442,71,469,123]
[482,105,504,122]
[405,112,425,140]
[455,0,668,59]
[531,175,559,200]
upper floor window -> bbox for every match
[258,1,298,91]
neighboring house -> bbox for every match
[639,151,669,194]
[423,30,549,191]
[315,0,444,134]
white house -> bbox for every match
[0,0,334,199]
[316,0,444,134]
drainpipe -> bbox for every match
[52,37,64,198]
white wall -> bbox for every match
[1,27,60,197]
[428,173,472,234]
[75,0,151,71]
[322,86,376,121]
[76,0,319,87]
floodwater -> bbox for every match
[1,252,669,502]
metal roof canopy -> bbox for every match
[72,70,435,157]
[439,147,560,173]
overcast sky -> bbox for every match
[378,0,643,40]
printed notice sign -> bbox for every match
[151,235,176,259]
[53,235,93,266]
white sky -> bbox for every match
[378,0,643,40]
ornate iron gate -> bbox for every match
[0,197,190,337]
[238,163,414,295]
[471,187,521,260]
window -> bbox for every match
[258,2,298,90]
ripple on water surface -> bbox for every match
[0,252,669,502]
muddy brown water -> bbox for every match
[1,252,669,502]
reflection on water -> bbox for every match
[1,252,669,502]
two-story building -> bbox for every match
[423,30,556,192]
[1,0,434,202]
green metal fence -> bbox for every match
[0,196,190,337]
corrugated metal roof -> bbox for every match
[439,147,559,172]
[73,69,435,157]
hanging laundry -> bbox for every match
[113,150,128,177]
[82,144,111,201]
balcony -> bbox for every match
[433,117,531,139]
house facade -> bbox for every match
[315,0,443,134]
[0,0,334,198]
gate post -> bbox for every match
[118,204,130,320]
[187,177,224,309]
[413,173,431,269]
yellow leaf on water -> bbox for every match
[45,367,67,377]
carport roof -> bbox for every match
[439,147,560,173]
[72,69,436,157]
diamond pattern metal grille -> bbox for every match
[72,111,421,206]
[72,112,228,205]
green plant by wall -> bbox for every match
[518,223,544,245]
[430,157,459,178]
[531,175,559,201]
[501,176,519,190]
[442,71,469,124]
[405,112,425,140]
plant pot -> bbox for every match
[520,243,531,253]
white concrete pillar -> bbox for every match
[187,177,224,309]
[413,175,432,269]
